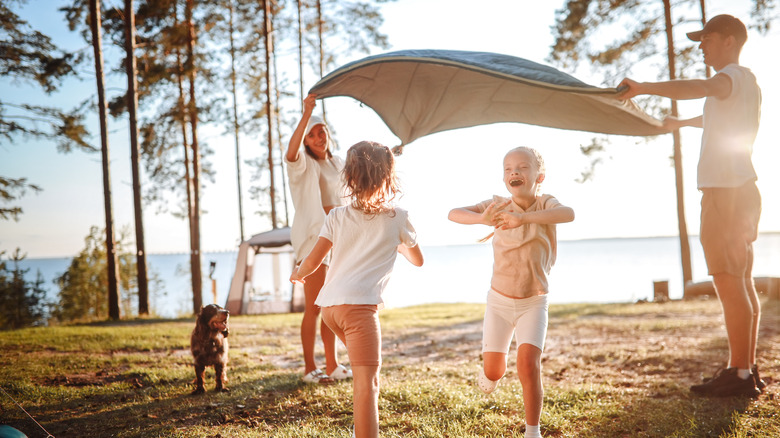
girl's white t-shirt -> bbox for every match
[315,206,417,308]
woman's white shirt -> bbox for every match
[285,150,345,262]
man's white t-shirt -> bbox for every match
[315,206,417,308]
[699,64,761,188]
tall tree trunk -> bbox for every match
[185,0,203,313]
[173,2,197,312]
[699,0,711,78]
[297,0,304,109]
[124,0,149,315]
[89,0,120,320]
[177,49,196,305]
[272,21,290,227]
[663,0,693,293]
[228,0,245,242]
[263,0,277,228]
[316,0,326,119]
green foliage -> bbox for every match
[547,1,779,184]
[52,226,140,322]
[53,0,394,227]
[0,1,79,92]
[547,0,697,181]
[0,248,49,330]
[549,0,657,79]
[550,0,779,98]
[575,137,609,183]
[0,176,41,221]
[750,0,778,33]
[1,1,92,223]
[0,2,90,148]
[104,0,217,219]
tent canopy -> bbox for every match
[245,226,292,251]
[309,49,668,146]
[225,227,298,315]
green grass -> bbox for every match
[1,299,778,437]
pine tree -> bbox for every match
[548,0,777,290]
[0,1,91,219]
[0,249,48,330]
[53,226,141,322]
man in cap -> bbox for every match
[618,14,764,397]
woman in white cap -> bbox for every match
[285,92,352,383]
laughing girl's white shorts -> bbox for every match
[482,289,549,353]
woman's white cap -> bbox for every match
[305,115,327,136]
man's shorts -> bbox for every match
[482,290,548,353]
[321,304,381,367]
[700,181,761,277]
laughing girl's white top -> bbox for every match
[475,194,560,298]
[315,206,417,308]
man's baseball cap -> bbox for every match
[686,14,747,44]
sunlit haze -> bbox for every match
[1,0,778,258]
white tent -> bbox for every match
[225,227,304,315]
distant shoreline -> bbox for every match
[17,231,780,261]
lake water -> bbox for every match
[14,233,780,318]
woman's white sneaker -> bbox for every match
[329,364,353,380]
[302,369,332,384]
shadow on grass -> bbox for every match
[5,370,349,438]
[548,303,631,319]
[83,316,195,327]
[383,319,483,363]
[567,391,755,438]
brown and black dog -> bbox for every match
[190,304,230,395]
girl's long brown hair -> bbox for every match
[343,141,400,215]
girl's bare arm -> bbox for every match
[286,94,317,163]
[398,244,424,267]
[496,205,575,230]
[448,200,509,226]
[290,236,332,283]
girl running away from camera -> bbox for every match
[291,140,424,438]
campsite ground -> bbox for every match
[1,298,779,437]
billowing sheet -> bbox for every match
[310,50,667,146]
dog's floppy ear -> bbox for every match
[194,306,207,335]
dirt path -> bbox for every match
[232,298,779,395]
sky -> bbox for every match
[2,0,779,259]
